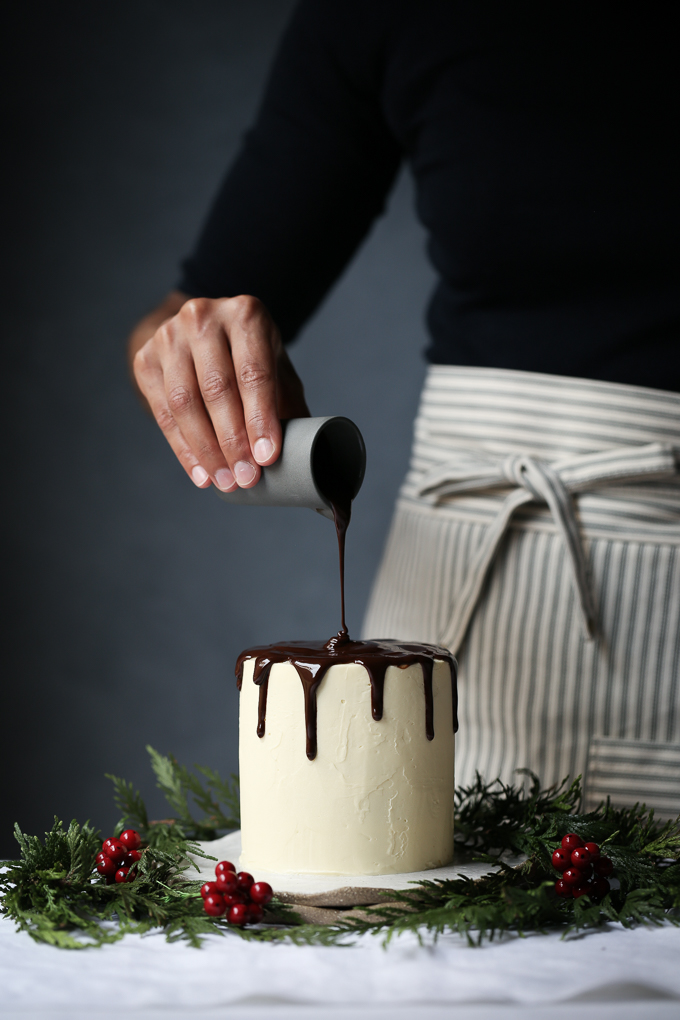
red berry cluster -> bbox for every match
[201,860,273,926]
[552,833,613,901]
[95,829,143,884]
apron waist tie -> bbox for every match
[416,442,679,654]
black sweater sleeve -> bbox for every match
[177,0,402,343]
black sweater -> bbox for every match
[178,1,680,391]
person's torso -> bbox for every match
[379,4,680,385]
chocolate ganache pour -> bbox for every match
[235,488,458,760]
[236,638,458,761]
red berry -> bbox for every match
[250,881,274,906]
[216,871,238,893]
[227,903,250,926]
[122,850,142,868]
[572,882,592,899]
[95,853,117,878]
[571,847,592,868]
[200,881,218,899]
[551,848,570,872]
[223,892,247,907]
[236,872,254,893]
[562,867,585,886]
[554,879,572,898]
[114,867,135,884]
[584,842,600,858]
[593,855,614,877]
[248,903,264,923]
[215,861,236,876]
[102,837,126,864]
[203,893,226,917]
[590,877,610,901]
[119,829,142,852]
[561,833,584,852]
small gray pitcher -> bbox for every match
[214,417,366,520]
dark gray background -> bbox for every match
[2,0,434,856]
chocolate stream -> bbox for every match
[330,496,350,638]
[234,471,457,759]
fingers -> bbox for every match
[126,290,190,398]
[223,295,282,466]
[132,295,287,492]
[160,326,242,492]
[178,296,279,486]
[133,339,215,489]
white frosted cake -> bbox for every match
[236,639,457,876]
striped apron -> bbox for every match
[363,367,680,816]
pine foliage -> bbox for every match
[328,772,680,946]
[2,757,679,950]
[1,816,216,948]
[107,745,240,846]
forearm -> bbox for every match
[176,1,401,342]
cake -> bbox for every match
[237,637,457,876]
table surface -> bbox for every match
[2,910,679,1020]
[3,840,680,1020]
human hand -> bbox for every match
[128,291,309,491]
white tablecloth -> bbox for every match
[1,914,679,1020]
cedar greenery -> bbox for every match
[0,818,218,948]
[1,752,679,949]
[0,748,245,949]
[106,744,240,846]
[334,772,680,946]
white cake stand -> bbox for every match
[187,829,511,896]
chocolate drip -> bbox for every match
[235,638,458,760]
[422,658,434,741]
[293,661,325,760]
[256,672,269,738]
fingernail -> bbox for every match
[215,467,236,491]
[191,465,209,486]
[253,437,275,464]
[234,461,257,486]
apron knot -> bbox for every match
[418,442,678,653]
[501,454,556,502]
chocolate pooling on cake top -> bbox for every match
[235,637,458,761]
[235,493,457,760]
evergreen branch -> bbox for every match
[2,759,678,951]
[145,746,240,840]
[0,817,219,949]
[146,745,195,828]
[105,774,149,837]
[453,770,581,858]
[192,763,241,830]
